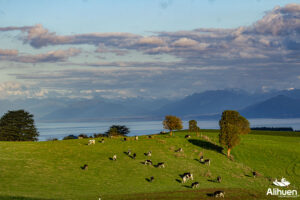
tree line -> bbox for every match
[0,109,250,157]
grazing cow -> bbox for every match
[82,164,88,170]
[214,191,225,198]
[200,155,204,163]
[156,162,165,168]
[175,148,183,152]
[135,136,138,140]
[132,153,136,159]
[253,171,257,178]
[144,160,152,165]
[127,149,131,155]
[191,182,199,188]
[145,151,152,157]
[113,155,117,161]
[148,135,153,139]
[100,139,105,143]
[185,135,191,138]
[124,137,127,141]
[217,176,222,183]
[204,159,211,166]
[88,139,95,145]
[182,172,193,183]
[150,176,154,182]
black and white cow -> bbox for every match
[112,155,117,161]
[217,176,222,183]
[144,160,152,165]
[191,182,199,188]
[204,159,211,166]
[156,162,165,168]
[182,172,193,183]
[175,148,183,152]
[214,191,225,198]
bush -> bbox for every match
[105,125,130,136]
[63,135,78,140]
[78,134,88,138]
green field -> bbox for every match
[0,130,299,200]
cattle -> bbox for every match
[82,164,88,170]
[150,176,154,182]
[113,155,117,161]
[204,159,211,166]
[132,153,136,159]
[127,149,131,155]
[124,137,127,141]
[135,136,138,140]
[100,139,105,143]
[88,139,95,145]
[253,171,257,178]
[217,176,222,183]
[185,135,191,138]
[191,182,199,188]
[200,155,204,163]
[182,172,193,183]
[156,162,165,168]
[214,191,225,198]
[148,135,153,139]
[175,148,183,152]
[145,151,152,157]
[144,160,152,165]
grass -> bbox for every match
[0,130,299,200]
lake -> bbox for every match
[36,118,300,141]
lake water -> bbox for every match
[36,118,300,141]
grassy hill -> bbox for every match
[0,130,299,200]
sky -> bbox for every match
[0,0,299,100]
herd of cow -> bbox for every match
[83,134,230,198]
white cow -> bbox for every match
[88,139,95,145]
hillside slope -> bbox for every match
[0,131,299,200]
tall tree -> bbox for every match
[0,110,39,141]
[163,115,183,136]
[219,110,250,157]
[106,125,130,136]
[189,120,200,134]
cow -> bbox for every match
[100,139,105,143]
[253,171,257,178]
[182,172,193,183]
[123,137,127,141]
[156,162,165,168]
[217,176,222,183]
[185,135,191,138]
[127,149,131,155]
[200,155,204,163]
[145,151,152,157]
[204,159,211,166]
[191,182,199,188]
[88,139,95,145]
[135,136,138,140]
[214,191,225,198]
[132,153,136,159]
[81,164,88,170]
[175,148,183,152]
[113,155,117,161]
[150,176,154,182]
[144,160,152,165]
[148,135,153,139]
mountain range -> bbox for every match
[1,89,300,122]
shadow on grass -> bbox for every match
[188,139,224,155]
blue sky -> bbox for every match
[0,0,299,99]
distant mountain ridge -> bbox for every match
[1,89,300,121]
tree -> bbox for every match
[219,110,250,157]
[189,120,200,134]
[163,115,183,136]
[0,110,39,141]
[106,125,130,136]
